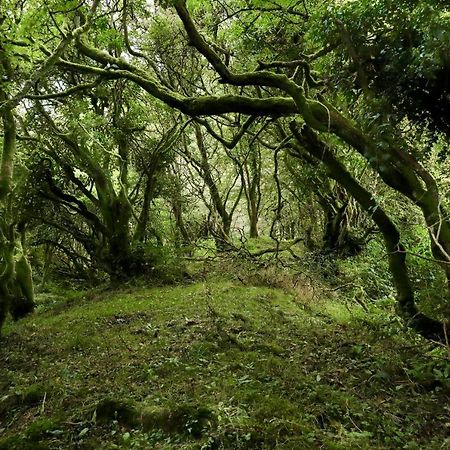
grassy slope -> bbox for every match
[0,279,449,449]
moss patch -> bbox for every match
[0,280,449,449]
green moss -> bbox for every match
[141,403,215,437]
[0,280,448,449]
[22,384,48,405]
[95,398,139,427]
[94,399,215,438]
[0,384,47,418]
[26,418,60,441]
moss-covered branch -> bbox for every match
[59,57,299,117]
[0,0,101,115]
[290,123,448,343]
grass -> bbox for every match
[0,274,449,449]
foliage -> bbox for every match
[1,1,450,447]
[312,0,450,133]
[0,270,449,449]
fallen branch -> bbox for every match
[249,237,304,257]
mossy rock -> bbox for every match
[141,403,215,437]
[26,418,61,441]
[0,436,46,450]
[95,398,140,427]
[22,384,48,405]
[0,384,47,418]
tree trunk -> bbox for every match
[0,70,35,333]
[193,123,234,248]
[292,124,447,342]
[106,198,133,280]
[134,175,156,243]
[172,196,190,248]
[249,208,259,238]
[244,150,261,239]
[322,202,348,252]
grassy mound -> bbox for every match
[0,280,449,449]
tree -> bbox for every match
[317,0,450,134]
[180,122,243,248]
[47,0,447,340]
[22,86,181,280]
[1,0,449,343]
[0,0,103,330]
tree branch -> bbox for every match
[0,0,101,114]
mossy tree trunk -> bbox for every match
[183,124,242,250]
[36,89,158,280]
[133,175,156,244]
[283,139,362,256]
[0,54,35,333]
[36,91,182,280]
[167,168,191,249]
[320,197,349,253]
[242,148,262,239]
[37,123,134,280]
[291,124,447,342]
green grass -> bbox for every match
[0,279,449,449]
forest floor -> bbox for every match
[0,266,449,449]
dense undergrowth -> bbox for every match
[0,254,449,449]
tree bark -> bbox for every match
[291,124,447,342]
[0,55,35,332]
